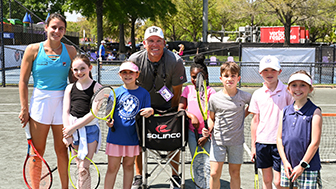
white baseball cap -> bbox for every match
[144,26,164,40]
[259,55,281,73]
[288,73,313,86]
[101,40,106,44]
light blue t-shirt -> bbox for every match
[106,86,151,146]
[31,42,71,90]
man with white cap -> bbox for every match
[128,26,187,189]
[99,40,106,61]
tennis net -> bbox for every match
[99,113,336,164]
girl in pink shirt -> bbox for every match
[178,54,216,189]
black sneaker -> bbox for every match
[170,175,181,189]
[131,175,142,189]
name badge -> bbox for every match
[158,86,174,102]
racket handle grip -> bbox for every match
[289,170,294,189]
[289,179,294,189]
[204,121,208,130]
[24,123,32,139]
[111,127,115,132]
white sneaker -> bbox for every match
[131,175,142,189]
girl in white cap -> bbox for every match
[104,61,154,189]
[277,70,322,188]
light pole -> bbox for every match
[202,0,208,42]
[1,0,5,87]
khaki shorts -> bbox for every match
[210,142,244,164]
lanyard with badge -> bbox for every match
[149,59,174,102]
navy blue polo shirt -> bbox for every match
[281,99,321,171]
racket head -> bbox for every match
[23,140,53,189]
[195,72,208,128]
[68,145,100,189]
[90,86,116,121]
[190,146,210,189]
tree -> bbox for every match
[63,0,106,49]
[4,0,65,22]
[158,0,214,42]
[296,0,336,43]
[264,0,333,46]
[177,0,204,41]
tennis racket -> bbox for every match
[90,86,116,132]
[254,157,259,189]
[190,129,210,189]
[23,123,53,189]
[68,144,100,189]
[195,72,208,129]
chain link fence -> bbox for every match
[2,42,336,86]
[85,59,335,87]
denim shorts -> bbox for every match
[73,125,99,145]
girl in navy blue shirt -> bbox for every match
[104,61,153,188]
[277,70,322,188]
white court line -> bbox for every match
[0,103,21,106]
[0,104,21,114]
[0,112,20,114]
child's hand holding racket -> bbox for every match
[202,127,210,138]
[62,137,73,148]
[198,136,208,147]
[106,118,115,128]
[283,161,293,180]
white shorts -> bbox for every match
[29,88,64,125]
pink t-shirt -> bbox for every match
[248,80,293,144]
[181,85,217,134]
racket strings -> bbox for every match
[196,73,208,120]
[91,88,115,120]
[77,167,91,188]
[192,153,210,189]
[25,155,51,189]
[69,158,99,189]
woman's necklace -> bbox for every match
[51,43,62,51]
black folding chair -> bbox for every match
[136,110,188,189]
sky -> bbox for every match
[64,11,83,22]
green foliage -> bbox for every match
[2,0,65,22]
[16,0,332,45]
